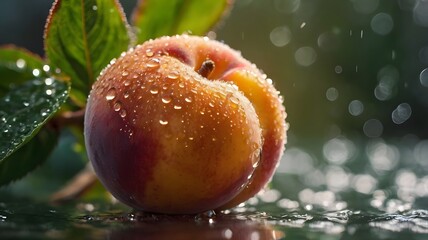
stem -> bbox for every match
[197,59,215,78]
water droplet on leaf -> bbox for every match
[16,59,26,69]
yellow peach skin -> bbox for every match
[84,35,287,214]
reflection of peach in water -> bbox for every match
[107,215,283,240]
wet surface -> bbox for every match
[0,199,427,240]
[1,159,427,240]
[1,137,428,239]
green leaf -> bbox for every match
[0,127,59,186]
[0,46,47,97]
[133,0,232,43]
[44,0,132,105]
[0,78,69,185]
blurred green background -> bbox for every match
[1,0,427,204]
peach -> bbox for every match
[84,35,287,214]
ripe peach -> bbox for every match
[84,35,287,214]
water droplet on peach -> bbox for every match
[230,96,239,105]
[174,105,182,110]
[145,49,154,57]
[178,82,185,88]
[185,97,192,103]
[146,58,160,68]
[122,71,129,76]
[106,88,116,101]
[161,96,172,104]
[120,109,127,118]
[159,119,168,125]
[114,101,122,111]
[167,71,179,79]
[150,88,159,95]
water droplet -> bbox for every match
[114,101,122,112]
[145,49,154,57]
[46,89,53,95]
[209,102,215,108]
[150,88,159,94]
[229,96,239,105]
[32,69,40,77]
[161,96,172,104]
[106,88,116,101]
[40,108,49,117]
[124,79,131,86]
[178,82,185,88]
[159,119,168,125]
[174,105,182,110]
[167,71,179,79]
[189,137,194,141]
[185,97,192,103]
[16,59,26,69]
[120,109,127,118]
[122,71,129,77]
[146,58,160,68]
[212,138,217,142]
[43,65,50,72]
[19,125,27,133]
[124,91,130,99]
[44,78,53,85]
